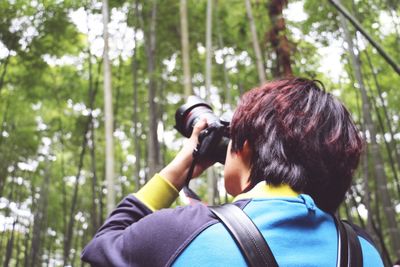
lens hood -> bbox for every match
[175,95,213,137]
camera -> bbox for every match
[175,95,231,164]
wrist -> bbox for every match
[159,161,188,191]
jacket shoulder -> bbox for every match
[131,202,218,266]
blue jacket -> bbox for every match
[81,175,383,266]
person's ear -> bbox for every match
[238,140,252,169]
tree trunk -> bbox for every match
[216,0,231,107]
[387,9,400,56]
[102,0,116,214]
[180,0,192,97]
[157,82,166,167]
[0,167,16,264]
[70,227,79,265]
[371,181,393,266]
[23,225,31,267]
[45,234,54,267]
[205,0,218,205]
[79,231,88,267]
[338,8,400,256]
[54,90,68,266]
[349,189,365,227]
[132,0,142,191]
[89,119,99,233]
[0,98,10,197]
[0,54,10,94]
[205,0,213,100]
[88,53,102,235]
[267,0,292,78]
[367,84,400,198]
[361,140,375,235]
[352,181,389,262]
[363,50,400,196]
[113,56,123,130]
[343,200,353,224]
[146,0,161,178]
[30,162,50,267]
[245,0,266,84]
[63,132,88,265]
[3,219,17,267]
[63,64,99,265]
[14,230,21,267]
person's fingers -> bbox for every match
[178,118,207,158]
[190,118,207,139]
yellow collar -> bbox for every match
[233,182,299,202]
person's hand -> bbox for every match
[160,118,214,191]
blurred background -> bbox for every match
[0,0,399,266]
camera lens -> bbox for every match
[175,95,231,164]
[175,96,220,137]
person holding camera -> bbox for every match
[81,78,383,266]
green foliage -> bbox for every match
[0,0,399,265]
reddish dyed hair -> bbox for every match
[230,78,363,212]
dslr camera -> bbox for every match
[175,96,231,164]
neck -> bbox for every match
[233,182,299,202]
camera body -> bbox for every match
[175,96,230,164]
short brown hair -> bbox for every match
[230,78,363,212]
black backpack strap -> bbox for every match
[210,204,363,267]
[333,217,363,267]
[342,221,363,267]
[209,204,278,267]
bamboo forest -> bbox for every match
[0,0,399,266]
